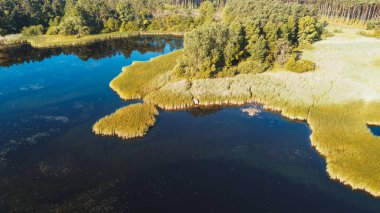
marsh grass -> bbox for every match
[144,80,194,109]
[308,102,380,197]
[110,50,183,100]
[99,26,380,197]
[93,103,158,139]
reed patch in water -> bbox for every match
[93,103,158,139]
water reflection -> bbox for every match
[187,106,223,117]
[0,36,182,67]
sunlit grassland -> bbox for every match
[93,103,158,139]
[308,102,380,196]
[1,31,184,48]
[110,50,183,100]
[100,26,380,196]
[374,56,380,66]
[144,80,194,109]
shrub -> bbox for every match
[236,59,268,74]
[367,19,380,30]
[274,39,293,65]
[359,29,380,38]
[0,28,6,36]
[58,16,90,36]
[102,18,120,33]
[46,26,60,35]
[21,25,45,36]
[119,21,139,32]
[333,28,343,33]
[298,41,314,50]
[49,17,61,27]
[298,16,318,44]
[321,29,334,39]
[285,54,315,73]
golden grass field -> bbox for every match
[95,27,380,197]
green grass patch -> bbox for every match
[93,103,158,139]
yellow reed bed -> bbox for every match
[100,27,380,197]
[110,50,183,100]
[93,103,158,139]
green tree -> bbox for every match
[224,22,245,67]
[244,20,261,56]
[103,18,120,33]
[298,16,318,44]
[58,16,90,36]
[21,25,45,36]
[117,0,136,23]
[196,0,214,25]
[175,23,229,79]
[250,35,269,63]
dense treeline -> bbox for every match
[1,0,379,36]
[0,0,218,36]
[175,0,321,79]
[284,0,380,24]
[163,0,225,8]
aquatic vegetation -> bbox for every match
[93,103,158,139]
[110,50,183,100]
[103,27,380,196]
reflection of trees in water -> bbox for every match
[0,36,183,67]
[187,106,223,117]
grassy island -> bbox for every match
[93,103,158,139]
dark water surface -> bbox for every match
[0,36,380,212]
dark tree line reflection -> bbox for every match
[0,36,183,67]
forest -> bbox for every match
[0,0,379,77]
[285,0,380,24]
[0,0,224,36]
[1,0,379,36]
[173,0,321,79]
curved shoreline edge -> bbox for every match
[93,28,380,197]
[0,31,184,49]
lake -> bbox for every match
[0,36,380,212]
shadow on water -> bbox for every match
[1,36,380,212]
[0,35,182,67]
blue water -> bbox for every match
[0,36,380,212]
[368,124,380,136]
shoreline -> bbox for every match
[94,28,380,198]
[0,31,185,49]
